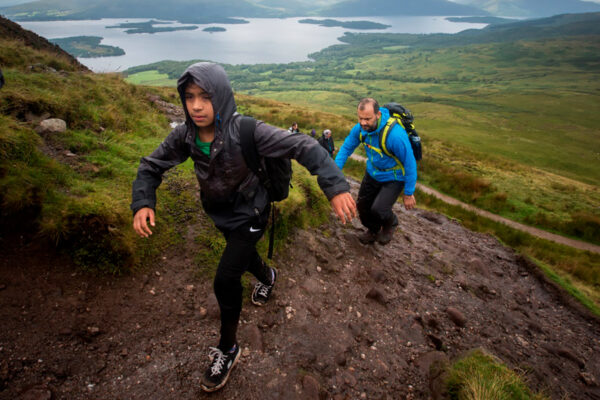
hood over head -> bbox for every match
[177,62,237,129]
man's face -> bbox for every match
[357,105,380,132]
[184,82,215,130]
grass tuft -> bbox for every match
[446,349,548,400]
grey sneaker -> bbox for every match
[251,267,277,306]
[200,344,241,392]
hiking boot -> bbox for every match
[200,344,241,392]
[251,267,277,306]
[358,229,378,244]
[377,225,396,245]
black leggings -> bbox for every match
[214,214,272,351]
[357,173,404,233]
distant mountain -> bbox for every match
[0,0,279,21]
[451,0,600,17]
[318,0,488,16]
[1,0,489,20]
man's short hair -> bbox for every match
[358,98,379,114]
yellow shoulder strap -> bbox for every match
[381,119,405,175]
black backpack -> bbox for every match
[239,116,292,258]
[378,102,423,162]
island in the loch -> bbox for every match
[445,16,515,24]
[106,20,198,34]
[203,26,226,33]
[298,18,390,30]
[49,36,125,58]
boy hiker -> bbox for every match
[335,98,417,245]
[130,62,357,392]
[318,128,335,158]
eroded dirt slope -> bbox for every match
[1,180,599,400]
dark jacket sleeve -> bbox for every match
[130,125,191,214]
[252,120,350,200]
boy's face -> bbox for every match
[185,82,215,130]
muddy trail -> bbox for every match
[1,178,600,400]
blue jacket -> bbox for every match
[335,107,417,196]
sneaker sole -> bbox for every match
[200,349,241,393]
[251,297,267,307]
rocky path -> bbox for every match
[349,154,600,254]
[1,178,599,399]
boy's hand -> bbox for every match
[133,207,155,237]
[330,192,357,224]
[403,195,416,210]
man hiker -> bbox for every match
[318,129,335,158]
[335,98,417,245]
[287,122,300,134]
[130,62,357,392]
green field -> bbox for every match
[125,70,175,86]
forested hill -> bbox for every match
[462,0,600,18]
[310,12,600,59]
[319,0,486,16]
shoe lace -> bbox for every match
[208,347,226,376]
[256,282,270,297]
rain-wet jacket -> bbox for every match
[335,107,417,196]
[131,62,350,230]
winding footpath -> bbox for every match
[349,154,600,254]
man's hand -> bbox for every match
[330,192,357,224]
[133,207,155,237]
[403,194,416,210]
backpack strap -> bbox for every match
[239,116,277,260]
[240,116,260,175]
[379,119,405,175]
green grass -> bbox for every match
[446,349,548,400]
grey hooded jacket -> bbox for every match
[131,62,350,230]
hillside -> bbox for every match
[2,17,600,399]
[0,14,87,70]
[2,177,600,399]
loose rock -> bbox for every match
[446,307,467,327]
[37,118,67,134]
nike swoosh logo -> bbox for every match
[249,227,261,232]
